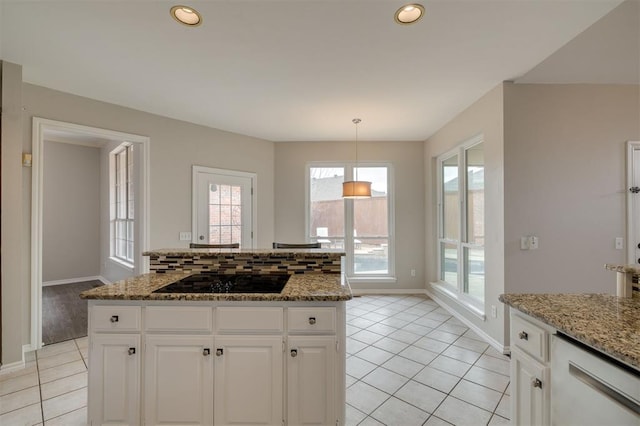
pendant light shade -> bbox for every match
[343,118,372,198]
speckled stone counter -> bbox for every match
[80,271,352,301]
[500,293,640,370]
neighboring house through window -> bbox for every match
[437,136,485,308]
[110,143,134,266]
[308,164,394,280]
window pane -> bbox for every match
[442,155,459,241]
[309,167,344,249]
[441,242,458,285]
[353,167,388,274]
[466,143,484,245]
[464,247,484,302]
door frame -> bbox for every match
[191,165,257,249]
[626,141,640,264]
[31,117,150,350]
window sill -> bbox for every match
[429,281,486,320]
[109,257,134,271]
[348,276,397,284]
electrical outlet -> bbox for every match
[179,232,192,241]
[491,305,497,318]
[410,269,416,277]
[529,236,539,250]
[615,237,624,250]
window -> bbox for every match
[110,144,134,265]
[437,137,484,304]
[308,164,393,279]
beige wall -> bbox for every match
[274,141,425,289]
[503,83,640,294]
[1,81,276,364]
[425,84,506,346]
[42,141,101,282]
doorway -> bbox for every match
[31,118,150,350]
[192,166,256,248]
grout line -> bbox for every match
[34,350,45,425]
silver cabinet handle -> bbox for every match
[290,349,298,357]
[569,362,640,415]
[110,315,119,323]
[532,378,542,388]
[216,348,223,356]
[519,331,529,340]
[128,347,136,356]
[203,348,210,356]
[308,317,316,325]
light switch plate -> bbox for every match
[179,232,192,241]
[615,237,624,250]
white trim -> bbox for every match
[428,281,486,320]
[43,275,110,287]
[426,285,507,354]
[348,276,398,284]
[351,288,425,295]
[0,358,25,374]
[31,117,150,351]
[626,141,640,265]
[109,256,134,272]
[191,165,257,248]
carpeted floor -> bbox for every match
[42,280,103,345]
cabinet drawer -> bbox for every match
[145,306,213,333]
[511,314,548,362]
[216,307,283,333]
[288,308,336,334]
[91,306,141,332]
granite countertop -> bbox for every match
[143,248,346,257]
[500,293,640,371]
[605,263,640,274]
[80,272,352,302]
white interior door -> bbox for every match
[193,166,255,248]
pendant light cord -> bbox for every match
[353,118,361,181]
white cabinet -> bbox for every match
[88,334,140,426]
[214,336,283,425]
[511,349,550,426]
[287,336,337,425]
[144,335,214,425]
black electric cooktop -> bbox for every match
[153,273,290,294]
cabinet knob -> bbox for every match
[203,348,211,356]
[216,348,223,356]
[290,349,298,357]
[128,347,136,356]
[519,331,529,340]
[308,317,316,325]
[532,378,543,389]
[110,315,119,323]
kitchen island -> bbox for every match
[81,248,351,426]
[500,293,640,425]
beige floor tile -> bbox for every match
[413,366,461,394]
[74,337,88,350]
[371,396,430,426]
[37,350,82,372]
[441,345,482,364]
[395,380,447,414]
[475,354,510,376]
[0,386,41,415]
[463,365,510,393]
[355,346,394,365]
[41,372,88,401]
[495,393,510,419]
[38,361,86,385]
[452,336,490,353]
[346,356,377,380]
[345,404,367,426]
[426,329,460,344]
[361,367,408,394]
[37,341,77,360]
[359,416,385,426]
[0,362,37,382]
[44,405,87,425]
[371,337,409,354]
[399,345,438,365]
[0,402,43,425]
[429,355,472,377]
[42,387,87,421]
[450,379,503,412]
[345,381,389,415]
[433,396,492,426]
[489,413,510,425]
[424,415,453,425]
[381,355,424,378]
[0,372,39,397]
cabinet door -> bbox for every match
[511,349,550,426]
[88,334,140,425]
[287,336,337,425]
[144,335,214,425]
[214,336,283,425]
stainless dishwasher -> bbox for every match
[551,333,640,425]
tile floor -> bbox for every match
[0,294,510,426]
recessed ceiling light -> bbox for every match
[170,5,202,27]
[394,4,425,25]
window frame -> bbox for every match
[110,143,135,268]
[306,161,396,281]
[436,135,485,313]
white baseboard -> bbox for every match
[426,288,508,354]
[43,275,109,287]
[0,355,25,374]
[351,288,429,296]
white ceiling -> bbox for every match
[0,0,633,142]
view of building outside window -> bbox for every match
[208,184,242,245]
[111,144,134,264]
[309,165,391,276]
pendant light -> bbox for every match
[342,118,372,198]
